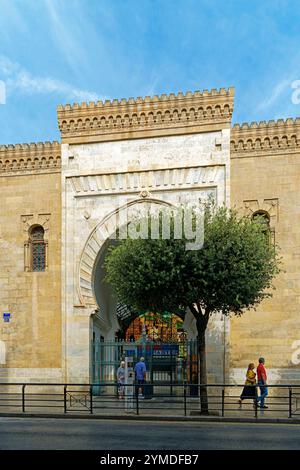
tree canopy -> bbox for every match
[104,205,280,320]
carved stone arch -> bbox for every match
[164,110,171,122]
[246,138,253,150]
[147,111,154,125]
[189,107,196,120]
[223,104,230,116]
[205,106,212,117]
[214,104,221,116]
[230,140,236,151]
[238,139,244,150]
[116,115,122,127]
[131,113,138,125]
[156,111,162,123]
[242,198,279,245]
[290,134,297,146]
[92,117,98,128]
[281,134,288,147]
[272,135,280,148]
[255,138,262,150]
[180,108,187,120]
[197,107,204,119]
[78,197,174,307]
[263,137,271,148]
[172,109,179,122]
[140,112,146,125]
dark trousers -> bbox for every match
[135,379,145,396]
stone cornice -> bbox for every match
[0,141,61,175]
[231,118,300,158]
[57,87,235,144]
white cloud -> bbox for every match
[43,0,91,75]
[0,55,102,103]
[256,79,291,112]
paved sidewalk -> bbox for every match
[1,393,299,422]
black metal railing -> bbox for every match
[0,382,300,418]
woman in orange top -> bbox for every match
[238,363,257,408]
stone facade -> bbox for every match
[230,119,300,384]
[0,87,299,386]
[0,142,62,382]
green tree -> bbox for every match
[104,205,280,413]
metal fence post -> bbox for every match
[184,384,187,416]
[136,386,139,415]
[90,386,93,414]
[22,384,26,413]
[254,386,258,419]
[63,385,67,414]
[289,387,292,418]
[221,388,225,417]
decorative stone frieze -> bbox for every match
[57,88,235,144]
[69,164,224,197]
[231,118,300,157]
[0,141,61,174]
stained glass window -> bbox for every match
[125,312,186,343]
[30,226,46,271]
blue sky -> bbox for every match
[1,0,300,144]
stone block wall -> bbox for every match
[0,142,62,382]
[230,119,300,384]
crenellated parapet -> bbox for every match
[0,141,61,175]
[231,118,300,157]
[57,88,235,144]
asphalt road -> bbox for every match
[0,417,300,450]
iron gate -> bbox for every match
[92,340,199,396]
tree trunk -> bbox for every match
[189,304,210,414]
[197,328,209,414]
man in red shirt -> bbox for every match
[257,357,268,409]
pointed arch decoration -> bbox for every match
[78,198,174,307]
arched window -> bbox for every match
[252,210,270,230]
[252,211,274,244]
[30,226,46,271]
[27,225,47,271]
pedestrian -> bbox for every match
[134,356,147,399]
[238,363,257,408]
[257,357,268,409]
[117,360,126,400]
